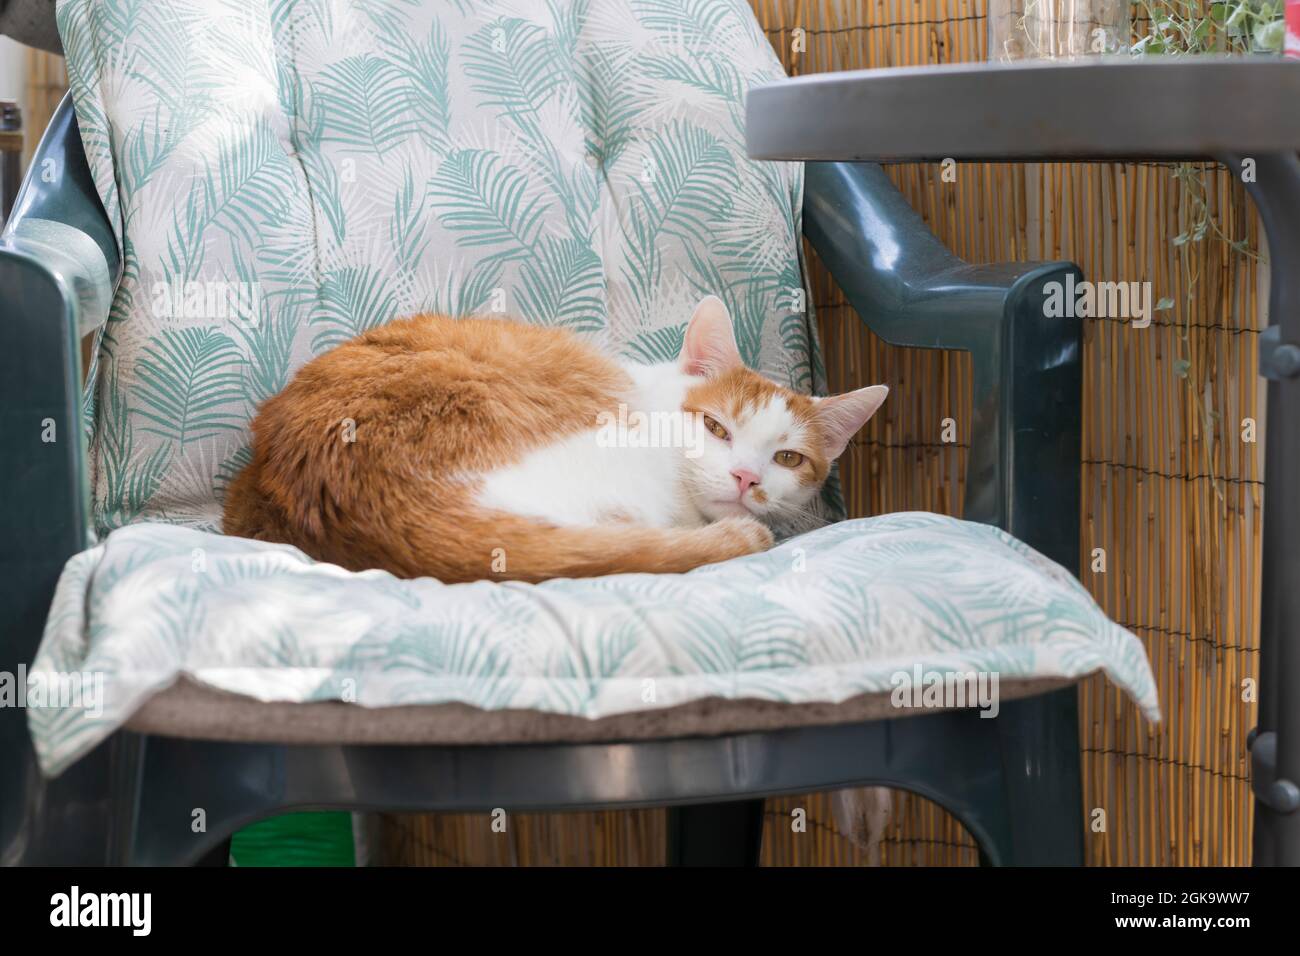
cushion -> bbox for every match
[56,0,821,535]
[28,512,1159,776]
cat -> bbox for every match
[223,296,887,583]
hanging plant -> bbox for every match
[1131,0,1285,54]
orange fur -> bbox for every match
[223,314,774,582]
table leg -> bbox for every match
[1224,151,1300,866]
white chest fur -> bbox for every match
[474,362,706,529]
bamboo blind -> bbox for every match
[386,0,1263,867]
[23,48,65,166]
[24,3,1259,867]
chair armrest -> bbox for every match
[0,93,115,645]
[0,93,117,863]
[0,0,62,54]
[803,161,1082,572]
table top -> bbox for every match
[746,56,1300,162]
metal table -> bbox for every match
[748,55,1300,867]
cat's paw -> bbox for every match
[712,515,775,556]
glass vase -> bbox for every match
[989,0,1131,61]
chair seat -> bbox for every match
[29,512,1159,776]
[124,675,1077,746]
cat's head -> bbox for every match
[678,296,888,529]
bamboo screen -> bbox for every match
[22,49,65,166]
[386,0,1264,867]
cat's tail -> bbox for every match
[406,510,775,583]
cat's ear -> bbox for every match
[814,385,889,458]
[680,296,742,377]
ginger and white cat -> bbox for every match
[224,296,887,582]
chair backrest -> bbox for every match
[56,0,821,534]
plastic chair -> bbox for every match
[0,94,1084,866]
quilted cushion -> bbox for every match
[57,0,819,534]
[29,512,1159,775]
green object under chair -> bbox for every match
[231,813,355,868]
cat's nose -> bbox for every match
[730,468,760,494]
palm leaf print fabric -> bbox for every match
[56,0,820,532]
[30,513,1160,775]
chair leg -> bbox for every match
[193,836,233,867]
[975,688,1085,865]
[666,800,765,866]
[106,733,145,865]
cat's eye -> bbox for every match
[703,416,730,440]
[774,450,804,468]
